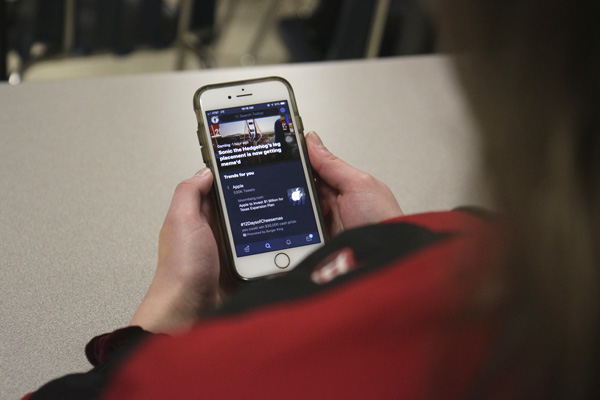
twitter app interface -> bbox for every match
[206,100,321,257]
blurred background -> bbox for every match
[0,0,436,83]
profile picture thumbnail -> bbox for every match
[287,187,306,205]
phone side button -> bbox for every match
[196,128,204,147]
[201,146,211,164]
[274,253,290,269]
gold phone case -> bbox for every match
[193,76,327,281]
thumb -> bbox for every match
[168,168,214,221]
[306,131,360,193]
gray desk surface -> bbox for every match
[0,55,487,398]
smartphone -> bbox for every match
[193,77,326,281]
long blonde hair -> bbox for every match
[436,1,600,397]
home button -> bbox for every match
[274,253,290,269]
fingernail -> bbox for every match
[307,131,324,147]
[194,168,211,177]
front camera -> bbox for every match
[228,96,231,99]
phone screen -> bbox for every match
[205,100,322,257]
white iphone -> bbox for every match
[193,77,326,281]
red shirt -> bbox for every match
[26,211,502,399]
